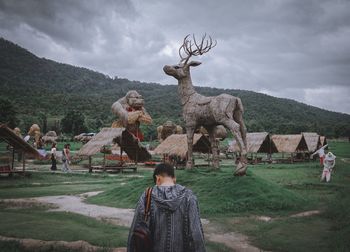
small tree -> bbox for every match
[61,110,88,136]
[38,112,48,133]
[0,97,19,128]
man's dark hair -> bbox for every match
[153,163,175,184]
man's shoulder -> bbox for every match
[177,185,197,200]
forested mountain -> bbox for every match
[1,37,349,139]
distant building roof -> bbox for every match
[302,132,322,152]
[228,132,278,153]
[320,136,328,146]
[77,127,151,162]
[153,134,211,159]
[271,134,308,153]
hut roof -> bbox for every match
[320,136,328,146]
[271,134,308,153]
[228,132,278,153]
[0,124,39,158]
[77,128,151,162]
[302,132,321,152]
[153,134,211,159]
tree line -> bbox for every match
[1,37,350,139]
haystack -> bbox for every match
[302,132,321,153]
[228,132,278,154]
[74,133,94,143]
[271,134,308,153]
[42,131,58,144]
[153,134,211,159]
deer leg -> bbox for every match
[223,119,248,176]
[208,128,220,170]
[186,127,195,169]
[234,109,247,148]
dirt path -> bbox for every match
[40,192,135,227]
[206,232,261,252]
[1,191,262,251]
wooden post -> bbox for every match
[22,152,25,173]
[135,124,139,166]
[11,148,15,170]
[207,151,210,167]
[135,146,138,166]
[120,146,123,166]
[88,156,92,173]
[103,152,106,172]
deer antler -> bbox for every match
[179,34,217,65]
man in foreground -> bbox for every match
[127,163,206,252]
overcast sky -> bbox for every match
[0,0,349,114]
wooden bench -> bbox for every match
[0,165,11,173]
[90,165,137,173]
[0,165,24,175]
[144,161,160,167]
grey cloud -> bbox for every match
[0,0,136,50]
[0,0,349,114]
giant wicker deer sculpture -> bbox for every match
[163,34,248,176]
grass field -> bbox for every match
[0,140,349,251]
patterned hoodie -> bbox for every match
[127,184,206,252]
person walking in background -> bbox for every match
[321,152,336,182]
[62,144,71,172]
[311,144,328,166]
[50,143,57,171]
[127,163,206,252]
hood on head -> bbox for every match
[325,152,336,160]
[152,184,187,212]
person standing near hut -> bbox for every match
[50,143,57,171]
[311,144,328,166]
[62,144,71,172]
[321,152,336,182]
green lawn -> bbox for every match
[0,140,349,251]
[0,172,136,199]
[0,205,128,248]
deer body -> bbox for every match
[164,36,248,175]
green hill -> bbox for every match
[1,37,349,139]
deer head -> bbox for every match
[163,34,217,80]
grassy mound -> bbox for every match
[88,167,307,217]
[0,206,128,247]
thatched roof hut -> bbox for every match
[77,128,151,162]
[228,132,278,154]
[302,132,321,152]
[320,136,328,146]
[0,124,39,174]
[153,134,211,159]
[271,134,308,153]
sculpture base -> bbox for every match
[234,161,248,176]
